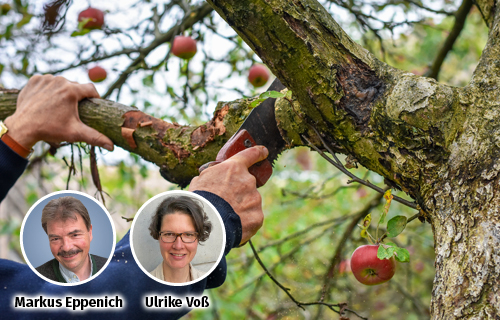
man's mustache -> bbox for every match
[58,248,83,257]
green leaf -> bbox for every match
[261,91,285,99]
[387,215,407,238]
[77,18,92,30]
[248,90,286,109]
[71,18,94,37]
[394,247,410,263]
[377,244,395,260]
[71,29,91,37]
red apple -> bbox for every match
[78,7,104,30]
[171,36,197,59]
[351,245,396,285]
[88,66,107,83]
[248,64,269,87]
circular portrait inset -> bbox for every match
[20,191,115,286]
[130,190,226,286]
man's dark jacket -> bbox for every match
[36,254,108,283]
[0,140,243,319]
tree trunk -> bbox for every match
[205,0,500,318]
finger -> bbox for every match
[73,122,114,151]
[73,82,100,100]
[226,146,269,169]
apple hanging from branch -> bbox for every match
[248,64,270,87]
[78,7,104,30]
[171,36,197,59]
[88,66,107,83]
[351,190,411,285]
[351,245,396,285]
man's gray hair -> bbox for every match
[41,196,91,233]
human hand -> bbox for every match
[189,146,269,245]
[4,74,114,151]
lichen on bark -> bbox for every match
[0,89,255,187]
[205,0,500,318]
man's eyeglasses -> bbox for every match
[160,232,198,243]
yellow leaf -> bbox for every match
[362,213,371,228]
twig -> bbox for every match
[90,146,106,207]
[283,183,357,201]
[102,3,213,99]
[407,212,420,223]
[26,147,51,171]
[235,226,334,293]
[257,214,356,252]
[249,240,368,319]
[302,131,418,210]
[48,48,139,75]
[403,0,454,15]
[425,0,473,80]
[65,143,76,190]
[228,214,357,266]
[245,277,264,318]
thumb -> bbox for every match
[227,146,269,168]
[73,122,114,151]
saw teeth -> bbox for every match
[269,157,278,167]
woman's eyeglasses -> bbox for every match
[160,232,198,243]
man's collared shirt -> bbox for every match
[59,253,93,283]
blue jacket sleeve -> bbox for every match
[0,139,28,201]
[0,188,242,319]
[193,190,242,289]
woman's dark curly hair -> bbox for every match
[149,195,212,243]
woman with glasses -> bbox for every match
[148,195,212,283]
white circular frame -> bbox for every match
[20,190,116,286]
[130,190,226,287]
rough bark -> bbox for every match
[204,0,500,318]
[0,88,264,187]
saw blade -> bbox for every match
[238,78,287,166]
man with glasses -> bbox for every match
[36,196,107,283]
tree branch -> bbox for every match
[249,241,368,319]
[207,0,465,214]
[425,0,474,80]
[0,88,255,187]
[102,3,213,99]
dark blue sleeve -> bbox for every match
[193,190,242,289]
[0,139,28,201]
[0,190,242,319]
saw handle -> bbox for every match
[198,130,273,188]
